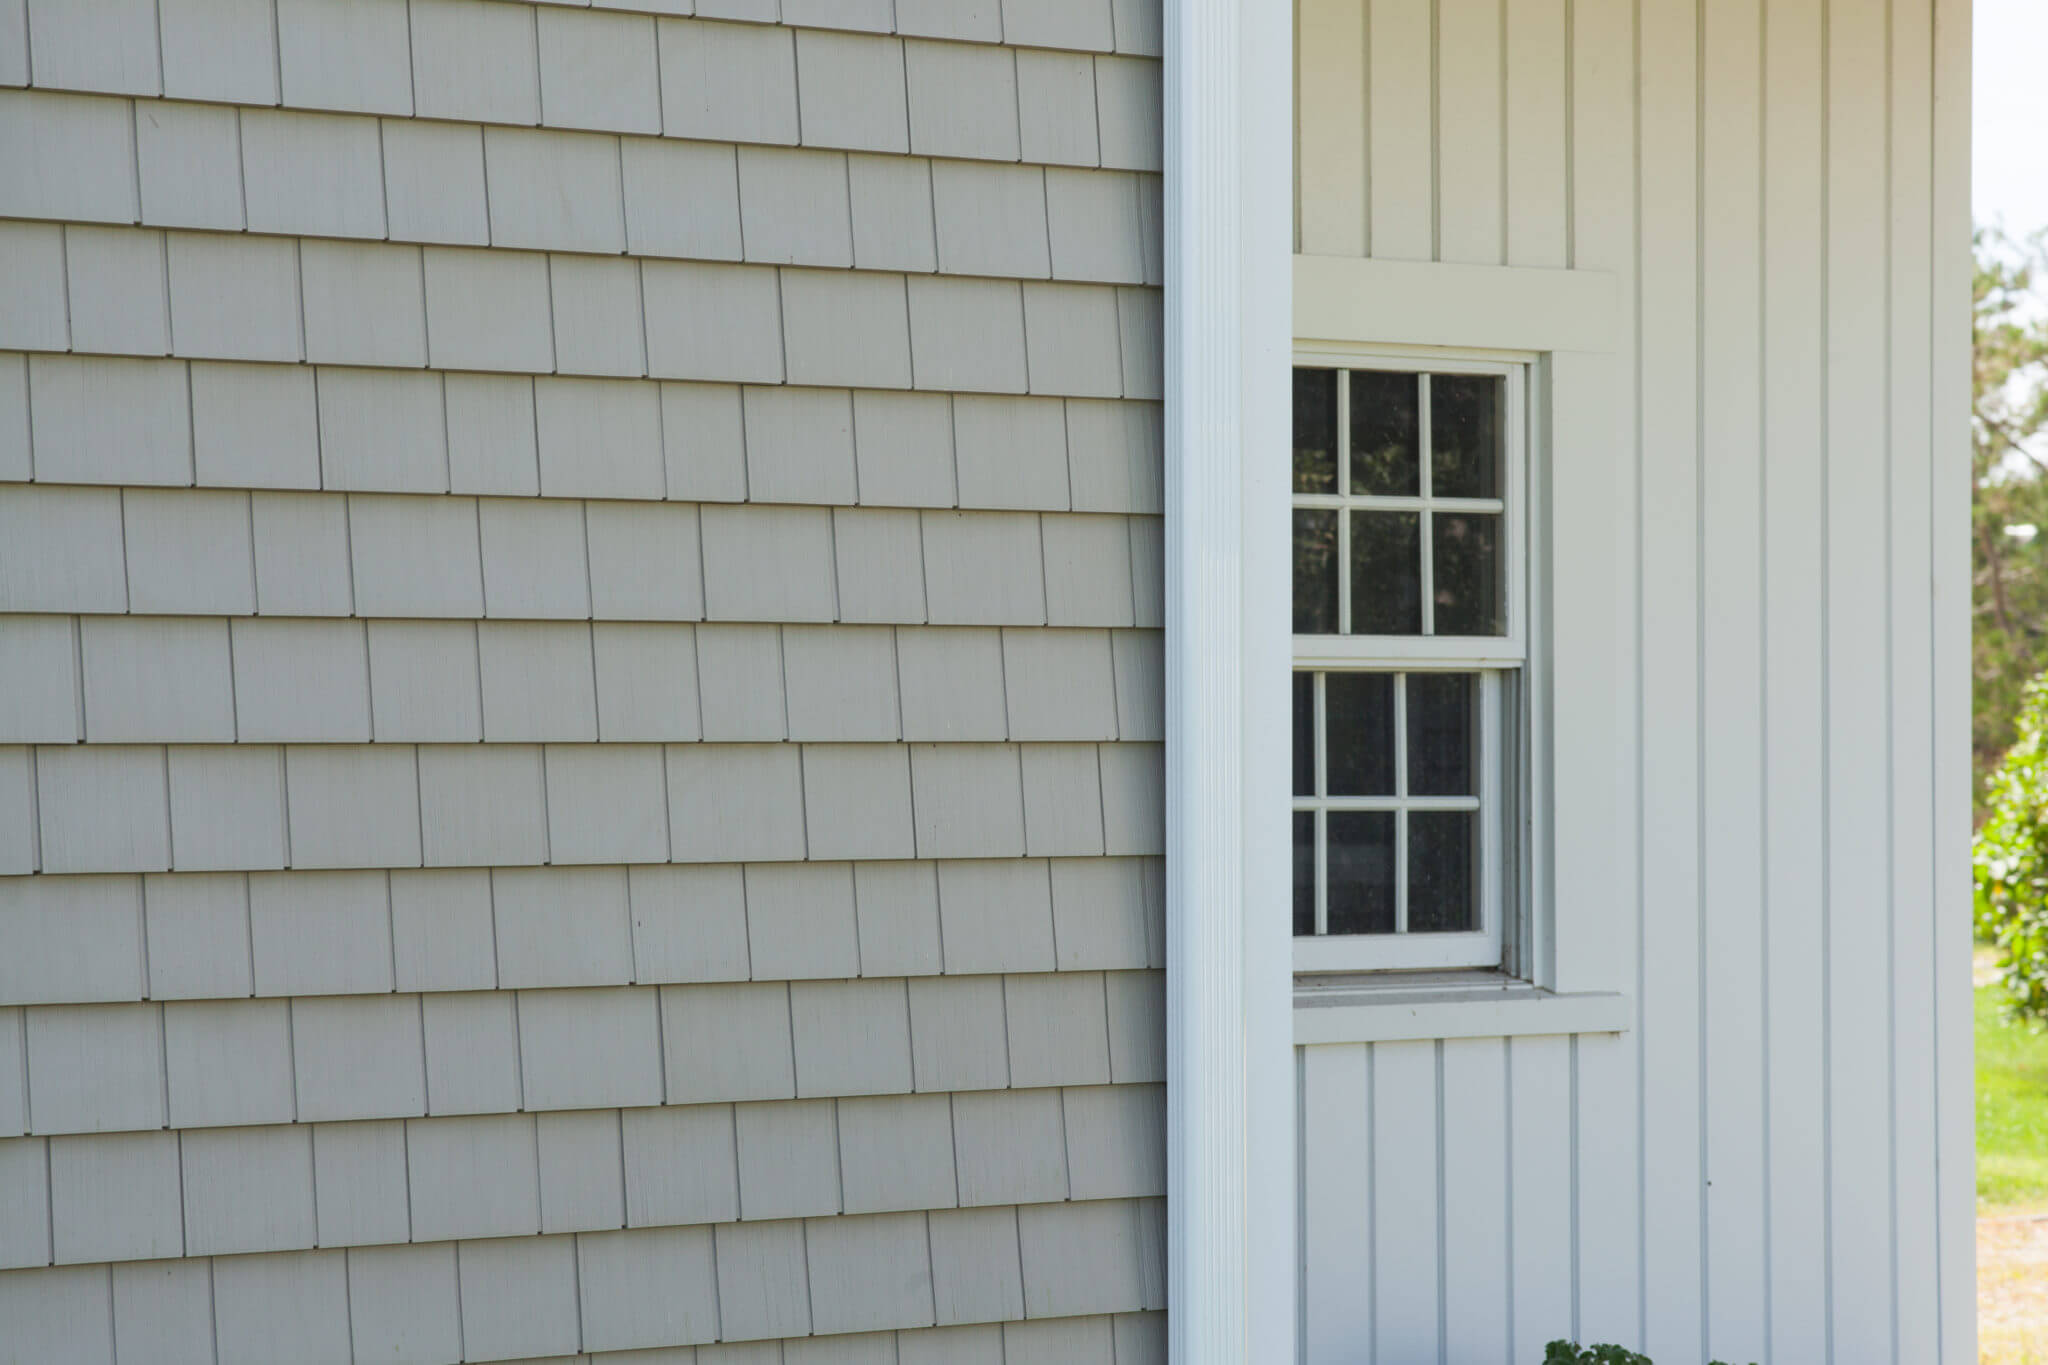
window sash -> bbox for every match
[1293,668,1506,971]
[1291,352,1527,658]
[1290,348,1528,976]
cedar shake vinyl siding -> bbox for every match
[0,1,1166,1360]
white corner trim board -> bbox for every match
[1164,0,1294,1362]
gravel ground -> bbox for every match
[1983,1214,2048,1364]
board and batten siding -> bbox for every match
[1294,1,1971,1363]
[0,1,1167,1362]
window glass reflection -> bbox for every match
[1349,370,1420,496]
[1294,369,1338,494]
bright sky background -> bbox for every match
[1976,0,2048,237]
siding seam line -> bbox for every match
[41,1128,53,1262]
[1497,0,1508,263]
[1434,1039,1447,1365]
[1429,0,1440,262]
[1629,0,1648,1346]
[1361,0,1372,257]
[1367,1043,1378,1365]
[158,746,175,872]
[1924,5,1947,1354]
[1694,3,1711,1358]
[134,874,151,1002]
[71,617,86,744]
[231,107,249,232]
[1755,1,1774,1356]
[1818,2,1836,1359]
[206,1256,220,1365]
[1563,0,1577,269]
[1570,1033,1582,1343]
[1881,4,1902,1361]
[1503,1035,1516,1356]
[339,1210,356,1362]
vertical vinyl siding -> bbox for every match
[1887,4,1947,1360]
[1565,3,1645,1346]
[1761,3,1834,1360]
[0,1,1166,1361]
[1634,5,1706,1358]
[1293,0,1969,1360]
[1700,5,1769,1363]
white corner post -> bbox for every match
[1164,0,1293,1358]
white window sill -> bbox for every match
[1293,971,1632,1045]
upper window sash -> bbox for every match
[1290,351,1529,664]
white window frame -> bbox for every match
[1289,349,1530,974]
[1285,255,1633,1027]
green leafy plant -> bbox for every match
[1543,1345,1651,1365]
[1541,1343,1756,1365]
[1977,670,2048,1023]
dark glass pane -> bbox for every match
[1432,512,1502,635]
[1324,672,1395,795]
[1293,812,1317,936]
[1292,672,1316,797]
[1293,368,1338,494]
[1349,370,1420,495]
[1430,374,1502,499]
[1350,510,1421,635]
[1408,811,1477,932]
[1293,509,1339,634]
[1406,673,1475,796]
[1328,812,1396,935]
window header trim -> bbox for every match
[1293,255,1619,356]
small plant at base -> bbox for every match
[1542,1342,1757,1365]
[1544,1345,1651,1365]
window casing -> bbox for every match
[1291,351,1530,974]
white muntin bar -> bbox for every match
[1292,493,1505,513]
[1335,369,1352,635]
[1418,372,1435,637]
[1313,670,1328,935]
[1393,671,1410,933]
[1296,794,1483,813]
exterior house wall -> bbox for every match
[0,1,1167,1361]
[1293,1,1971,1363]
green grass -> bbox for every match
[1978,977,2048,1213]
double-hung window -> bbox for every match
[1291,353,1528,973]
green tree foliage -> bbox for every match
[1976,673,2048,1022]
[1974,229,2048,815]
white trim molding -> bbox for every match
[1164,0,1293,1360]
[1293,254,1619,354]
[1293,976,1632,1045]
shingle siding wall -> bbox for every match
[0,2,1163,1359]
